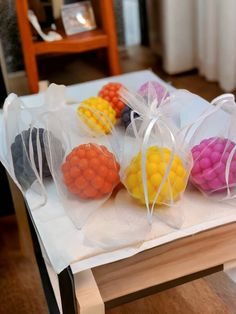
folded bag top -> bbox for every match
[0,84,66,210]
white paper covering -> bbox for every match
[2,70,236,274]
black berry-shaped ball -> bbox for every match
[11,128,57,189]
[121,105,139,129]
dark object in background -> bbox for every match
[11,128,52,189]
[29,0,46,22]
[0,163,14,217]
[0,66,7,107]
[121,105,140,129]
[138,0,149,46]
[29,0,54,28]
[63,0,79,3]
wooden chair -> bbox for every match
[15,0,121,93]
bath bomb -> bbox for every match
[138,81,169,104]
[98,82,125,118]
[124,146,187,205]
[190,137,236,193]
[11,128,57,189]
[61,143,120,199]
[77,97,116,134]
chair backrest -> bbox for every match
[15,0,40,93]
[15,0,32,46]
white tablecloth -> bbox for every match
[3,70,236,274]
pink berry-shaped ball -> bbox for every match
[190,137,236,195]
[138,81,169,104]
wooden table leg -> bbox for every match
[38,256,105,314]
[74,269,105,314]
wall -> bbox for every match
[0,0,24,73]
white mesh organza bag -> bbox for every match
[0,86,63,209]
[184,93,236,202]
[43,87,121,229]
[116,82,193,228]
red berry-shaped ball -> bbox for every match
[61,144,120,200]
[190,137,236,194]
[98,82,125,118]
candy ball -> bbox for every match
[121,105,140,129]
[11,128,59,189]
[191,137,236,194]
[98,82,125,118]
[138,81,169,104]
[124,147,187,205]
[61,144,120,199]
[77,97,116,134]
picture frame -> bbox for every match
[61,1,96,36]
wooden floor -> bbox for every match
[0,216,48,314]
[1,216,236,314]
[38,45,230,102]
[1,46,236,314]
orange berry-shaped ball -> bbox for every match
[77,97,116,134]
[98,82,125,118]
[124,147,187,205]
[61,143,120,200]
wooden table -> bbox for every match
[92,222,236,309]
[4,71,236,314]
[26,200,236,314]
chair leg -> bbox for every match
[25,53,39,94]
[107,44,121,76]
[100,0,121,76]
[16,0,39,94]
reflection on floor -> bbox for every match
[1,46,236,314]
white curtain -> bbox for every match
[160,0,236,92]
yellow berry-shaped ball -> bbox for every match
[124,146,187,205]
[77,97,117,134]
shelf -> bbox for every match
[33,28,108,55]
[16,0,120,93]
